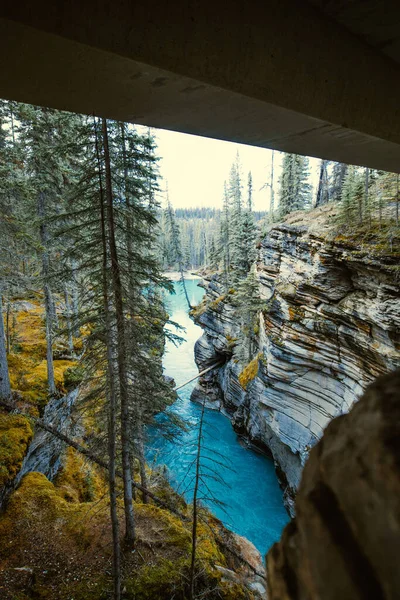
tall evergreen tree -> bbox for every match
[16,105,76,396]
[0,102,13,400]
[337,165,358,225]
[228,153,243,278]
[220,182,231,288]
[315,159,330,207]
[165,197,192,309]
[278,153,312,218]
[331,162,348,204]
[234,267,263,364]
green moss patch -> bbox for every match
[0,413,33,488]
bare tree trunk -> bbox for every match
[324,163,330,203]
[396,174,399,227]
[189,400,206,600]
[0,289,11,400]
[136,422,148,504]
[119,122,136,298]
[6,297,11,354]
[37,191,56,397]
[102,118,136,546]
[94,117,121,600]
[315,160,325,207]
[64,284,74,355]
[71,259,79,337]
[50,293,59,329]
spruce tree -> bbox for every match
[337,165,358,225]
[220,182,231,288]
[0,102,13,400]
[315,159,330,207]
[331,162,348,204]
[165,198,192,309]
[16,105,77,396]
[278,153,312,218]
[234,267,263,364]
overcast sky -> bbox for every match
[152,127,321,212]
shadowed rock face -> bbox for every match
[15,389,80,484]
[191,218,400,511]
[266,368,400,600]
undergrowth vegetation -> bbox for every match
[0,471,256,600]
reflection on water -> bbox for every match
[147,279,289,557]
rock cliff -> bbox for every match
[266,368,400,599]
[191,208,400,512]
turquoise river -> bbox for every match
[147,279,289,558]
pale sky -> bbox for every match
[151,127,321,211]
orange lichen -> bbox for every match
[238,355,261,390]
[210,294,226,310]
[190,297,207,318]
[288,306,305,322]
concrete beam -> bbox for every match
[1,1,400,171]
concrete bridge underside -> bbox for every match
[1,1,400,171]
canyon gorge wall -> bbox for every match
[191,210,400,512]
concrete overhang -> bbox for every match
[1,1,400,171]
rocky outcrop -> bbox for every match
[266,368,400,600]
[191,211,400,512]
[15,388,80,484]
[0,389,80,510]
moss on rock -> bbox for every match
[0,413,33,488]
[54,447,106,503]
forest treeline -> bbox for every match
[158,206,266,270]
[159,151,400,273]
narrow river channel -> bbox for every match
[147,279,289,557]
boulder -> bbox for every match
[267,369,400,600]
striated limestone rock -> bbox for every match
[191,213,400,512]
[266,369,400,600]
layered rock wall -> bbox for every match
[192,217,400,510]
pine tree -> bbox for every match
[315,159,330,207]
[55,114,176,596]
[337,165,358,225]
[228,153,243,278]
[16,105,78,396]
[331,162,348,204]
[238,171,257,276]
[234,267,263,365]
[220,182,231,289]
[165,198,192,309]
[278,153,312,218]
[0,102,13,400]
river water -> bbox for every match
[147,279,289,557]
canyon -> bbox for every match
[191,207,400,513]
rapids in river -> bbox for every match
[147,279,289,557]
